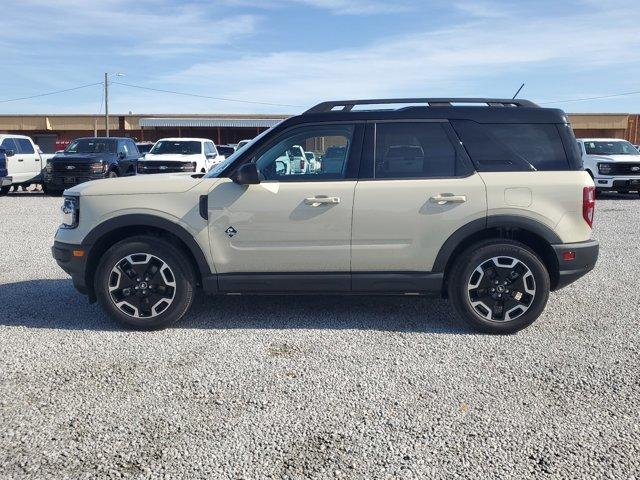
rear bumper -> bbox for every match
[1,176,12,187]
[52,241,92,299]
[552,239,599,290]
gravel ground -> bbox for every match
[0,191,638,480]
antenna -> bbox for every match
[512,83,525,99]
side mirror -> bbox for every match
[4,149,15,157]
[206,152,217,159]
[118,151,126,159]
[232,162,260,185]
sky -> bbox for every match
[0,0,639,115]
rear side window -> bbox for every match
[374,122,471,178]
[451,120,572,171]
[16,138,35,154]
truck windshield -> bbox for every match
[150,141,201,155]
[584,141,637,155]
[66,139,115,154]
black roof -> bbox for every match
[287,98,568,125]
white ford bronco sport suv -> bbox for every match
[576,138,640,196]
[52,98,599,333]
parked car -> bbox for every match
[43,137,140,196]
[217,145,236,158]
[136,142,154,156]
[577,138,640,196]
[0,149,11,195]
[304,151,321,173]
[235,139,251,151]
[52,97,598,333]
[137,138,222,174]
[0,134,43,192]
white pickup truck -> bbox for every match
[577,138,640,196]
[0,134,43,194]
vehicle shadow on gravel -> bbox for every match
[0,279,472,334]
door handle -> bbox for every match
[429,194,467,205]
[304,196,340,206]
[17,158,24,162]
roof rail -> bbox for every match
[304,98,539,114]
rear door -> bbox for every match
[15,138,41,180]
[351,120,487,278]
[208,123,362,291]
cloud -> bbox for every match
[157,3,640,112]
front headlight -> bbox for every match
[598,163,613,175]
[90,162,106,174]
[61,196,79,229]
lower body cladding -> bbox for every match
[52,239,599,298]
[593,176,640,193]
[1,176,12,187]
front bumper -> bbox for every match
[593,176,640,190]
[52,241,93,299]
[1,176,12,187]
[44,172,106,188]
[552,239,599,290]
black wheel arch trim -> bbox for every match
[82,214,212,277]
[432,215,562,273]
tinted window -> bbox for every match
[66,139,116,154]
[584,140,637,155]
[117,141,128,155]
[1,138,18,153]
[126,139,139,156]
[255,124,354,181]
[150,141,201,155]
[451,120,569,171]
[16,138,35,154]
[375,122,468,178]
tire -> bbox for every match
[43,185,63,196]
[107,171,118,179]
[0,186,9,196]
[94,235,196,329]
[447,240,550,334]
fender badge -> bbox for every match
[225,226,237,238]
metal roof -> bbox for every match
[139,117,285,128]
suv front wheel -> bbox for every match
[447,240,550,334]
[95,236,195,329]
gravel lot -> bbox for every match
[0,191,638,479]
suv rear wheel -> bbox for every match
[447,240,550,334]
[95,236,195,329]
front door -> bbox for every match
[208,123,362,291]
[351,121,487,274]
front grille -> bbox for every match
[139,161,195,173]
[606,163,640,175]
[51,162,94,173]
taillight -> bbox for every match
[583,186,595,228]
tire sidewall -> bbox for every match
[449,241,550,334]
[95,236,195,329]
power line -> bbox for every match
[539,90,640,105]
[112,81,303,109]
[0,82,102,103]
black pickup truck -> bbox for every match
[43,137,140,195]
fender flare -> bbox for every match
[432,215,561,272]
[82,214,212,277]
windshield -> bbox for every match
[584,140,638,155]
[150,140,201,155]
[205,127,274,178]
[65,139,115,154]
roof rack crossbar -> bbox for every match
[304,98,539,114]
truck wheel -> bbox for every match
[95,236,196,329]
[447,240,550,334]
[43,185,63,196]
[108,171,118,179]
[0,186,10,196]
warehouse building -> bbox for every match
[0,112,637,153]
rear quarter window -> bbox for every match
[451,120,576,172]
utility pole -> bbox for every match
[104,72,109,137]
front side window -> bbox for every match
[1,138,18,153]
[255,124,355,181]
[584,140,637,155]
[65,139,116,154]
[117,141,129,155]
[150,141,202,155]
[374,122,469,178]
[16,138,35,154]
